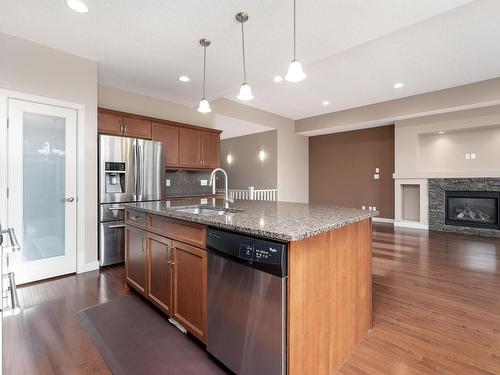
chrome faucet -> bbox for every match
[209,168,234,208]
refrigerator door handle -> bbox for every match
[137,142,143,200]
[132,140,138,200]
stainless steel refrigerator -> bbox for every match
[98,135,165,266]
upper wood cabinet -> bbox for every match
[98,110,152,139]
[179,128,220,169]
[123,116,152,139]
[98,108,220,169]
[179,128,202,168]
[201,132,220,168]
[152,122,180,168]
[98,111,123,136]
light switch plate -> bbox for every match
[373,206,377,211]
[375,168,380,173]
[471,153,477,159]
[362,206,366,210]
[374,174,380,180]
[465,153,471,160]
[200,179,208,186]
[368,206,373,211]
[200,198,208,204]
[166,179,171,187]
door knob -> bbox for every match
[62,197,75,203]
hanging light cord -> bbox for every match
[202,45,207,98]
[241,21,247,83]
[293,0,296,60]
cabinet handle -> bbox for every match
[141,236,146,252]
[120,121,124,132]
[124,121,127,133]
[130,216,142,220]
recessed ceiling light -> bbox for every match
[66,0,88,13]
[394,82,404,89]
[322,100,330,106]
[273,76,283,83]
[178,75,190,82]
[438,131,445,134]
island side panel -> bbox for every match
[287,218,372,375]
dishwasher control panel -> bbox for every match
[207,229,287,277]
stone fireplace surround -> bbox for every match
[429,178,500,237]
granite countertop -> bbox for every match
[125,199,377,242]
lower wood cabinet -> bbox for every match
[172,241,207,342]
[125,214,207,342]
[125,225,148,295]
[147,233,173,315]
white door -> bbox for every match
[7,99,77,284]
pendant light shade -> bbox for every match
[197,39,212,113]
[236,12,254,101]
[237,83,254,101]
[285,0,306,82]
[197,98,211,113]
[285,59,306,82]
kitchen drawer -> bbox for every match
[125,209,147,229]
[147,214,206,249]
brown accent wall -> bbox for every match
[309,125,395,219]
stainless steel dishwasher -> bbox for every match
[206,228,287,375]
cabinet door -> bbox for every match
[200,132,220,168]
[125,225,148,295]
[172,241,207,342]
[179,128,201,168]
[123,116,152,139]
[147,233,173,315]
[98,112,123,136]
[152,123,179,167]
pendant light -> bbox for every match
[197,39,212,113]
[285,0,306,82]
[236,12,254,101]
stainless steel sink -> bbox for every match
[174,207,227,216]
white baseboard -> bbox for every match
[373,217,395,224]
[78,261,100,274]
[394,220,429,230]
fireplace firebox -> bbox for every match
[445,191,500,230]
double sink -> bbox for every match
[174,207,228,216]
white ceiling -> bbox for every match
[2,0,497,121]
[215,114,274,140]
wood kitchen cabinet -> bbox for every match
[98,109,152,139]
[147,233,173,315]
[179,128,220,169]
[152,122,180,167]
[125,225,148,295]
[172,241,207,342]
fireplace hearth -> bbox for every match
[445,191,500,230]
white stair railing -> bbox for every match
[216,186,278,201]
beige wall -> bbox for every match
[296,78,500,136]
[220,130,277,190]
[212,99,309,203]
[0,33,98,267]
[99,88,309,203]
[395,105,500,178]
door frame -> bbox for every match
[0,89,87,274]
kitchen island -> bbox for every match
[124,199,376,375]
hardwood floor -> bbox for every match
[340,224,500,375]
[3,224,500,374]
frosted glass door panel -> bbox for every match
[23,113,66,262]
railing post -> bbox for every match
[248,186,254,200]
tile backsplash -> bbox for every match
[165,170,214,197]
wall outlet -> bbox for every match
[200,198,208,205]
[166,179,171,187]
[200,179,208,186]
[471,153,477,160]
[465,153,471,160]
[374,174,380,180]
[368,206,373,211]
[373,206,377,211]
[375,168,380,173]
[362,205,366,210]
